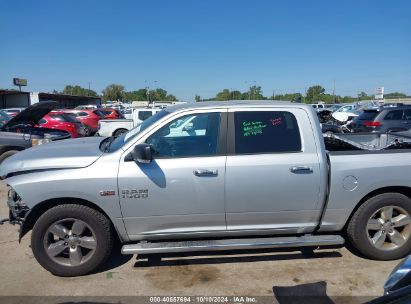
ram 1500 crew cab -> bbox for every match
[2,101,411,277]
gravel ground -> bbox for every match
[0,181,400,303]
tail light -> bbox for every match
[363,121,382,127]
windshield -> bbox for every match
[104,109,170,152]
[328,105,341,112]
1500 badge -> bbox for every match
[121,189,148,199]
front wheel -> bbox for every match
[347,193,411,260]
[31,204,114,276]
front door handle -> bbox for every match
[290,166,313,174]
[194,169,218,177]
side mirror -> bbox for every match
[125,143,153,163]
[384,255,411,294]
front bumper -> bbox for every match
[0,187,30,241]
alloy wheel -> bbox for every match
[367,206,411,251]
[43,218,97,267]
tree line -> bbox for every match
[55,84,409,104]
[56,84,177,102]
[196,85,410,103]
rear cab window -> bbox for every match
[138,111,153,121]
[93,110,105,117]
[49,114,78,123]
[233,111,302,154]
[357,110,379,121]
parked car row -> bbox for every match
[97,107,162,137]
[0,102,71,163]
[349,106,411,133]
[0,105,129,138]
[316,103,411,135]
[38,111,86,138]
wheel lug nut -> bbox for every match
[64,242,68,246]
[71,245,75,249]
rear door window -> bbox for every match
[384,110,403,120]
[234,111,302,154]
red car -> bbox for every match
[37,111,85,138]
[100,108,124,119]
[61,109,104,134]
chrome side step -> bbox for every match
[121,235,345,255]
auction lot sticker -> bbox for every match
[0,296,376,304]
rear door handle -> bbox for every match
[290,166,313,174]
[194,169,218,177]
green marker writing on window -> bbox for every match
[243,121,267,136]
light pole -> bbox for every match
[144,80,150,104]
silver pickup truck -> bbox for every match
[1,101,411,277]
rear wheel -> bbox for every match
[0,150,18,164]
[347,193,411,260]
[31,204,114,276]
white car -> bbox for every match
[332,104,360,122]
[3,107,25,117]
[97,108,161,137]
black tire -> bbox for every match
[0,150,18,164]
[31,204,114,277]
[113,129,127,137]
[347,193,411,260]
[83,125,91,136]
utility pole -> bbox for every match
[332,80,336,103]
[88,82,91,96]
[144,80,150,105]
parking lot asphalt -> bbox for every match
[0,182,400,302]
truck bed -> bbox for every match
[324,132,411,151]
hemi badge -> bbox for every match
[100,190,116,196]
